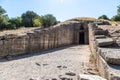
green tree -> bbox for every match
[111,5,120,21]
[33,18,42,27]
[0,6,9,30]
[0,15,9,30]
[7,23,16,29]
[21,11,39,27]
[98,15,109,20]
[0,6,6,15]
[111,15,120,21]
[40,14,57,27]
[8,17,22,29]
[117,5,120,15]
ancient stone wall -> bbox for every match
[88,23,120,80]
[1,20,120,79]
[88,23,109,79]
[0,21,85,58]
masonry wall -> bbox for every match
[0,20,116,79]
[88,23,111,80]
[0,21,84,58]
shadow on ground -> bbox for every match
[0,45,84,62]
[109,64,120,70]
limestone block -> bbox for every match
[39,31,44,50]
[0,40,3,45]
[96,38,114,47]
[3,39,13,56]
[33,37,40,52]
[116,40,120,46]
[0,21,84,58]
[29,31,39,52]
[44,31,49,50]
[100,47,120,65]
[49,31,54,49]
[94,30,107,35]
[95,35,106,39]
[78,74,106,80]
[12,35,29,56]
[0,40,6,58]
[53,31,57,48]
[97,55,110,79]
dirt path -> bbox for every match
[0,45,97,80]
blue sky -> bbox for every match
[0,0,120,21]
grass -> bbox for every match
[68,17,97,22]
[68,17,119,26]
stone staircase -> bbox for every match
[94,27,120,80]
[96,37,114,47]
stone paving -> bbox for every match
[0,45,97,80]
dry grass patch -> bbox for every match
[68,17,97,22]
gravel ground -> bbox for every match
[0,45,97,80]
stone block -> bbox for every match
[0,21,84,58]
[95,35,106,39]
[0,41,5,58]
[96,38,114,47]
[94,30,107,35]
[11,35,29,56]
[100,47,120,65]
[78,74,106,80]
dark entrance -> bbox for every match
[79,32,85,44]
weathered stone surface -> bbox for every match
[0,45,95,80]
[79,74,106,80]
[116,40,120,46]
[88,24,120,80]
[95,35,106,39]
[96,38,114,47]
[0,21,87,58]
[94,30,107,35]
[100,47,120,65]
[1,20,120,80]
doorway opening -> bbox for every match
[79,32,85,44]
[80,24,84,30]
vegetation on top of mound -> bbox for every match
[68,17,97,22]
[68,17,110,24]
[98,19,118,26]
[68,17,118,26]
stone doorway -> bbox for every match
[79,32,85,44]
[75,23,89,44]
